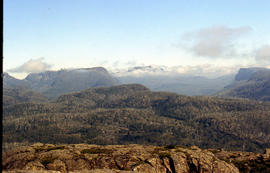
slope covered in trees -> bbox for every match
[3,85,49,107]
[3,84,270,152]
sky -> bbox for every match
[3,0,270,79]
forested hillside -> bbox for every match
[3,86,49,107]
[3,84,270,152]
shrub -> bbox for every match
[40,157,54,167]
[158,152,171,160]
[164,145,176,149]
[46,146,65,151]
[81,148,112,154]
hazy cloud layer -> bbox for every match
[111,64,239,78]
[255,45,270,65]
[8,58,52,73]
[182,25,252,58]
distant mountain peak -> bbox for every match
[3,72,14,79]
[218,67,270,101]
[21,67,119,99]
[3,72,30,87]
[235,67,270,81]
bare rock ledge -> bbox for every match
[3,143,269,173]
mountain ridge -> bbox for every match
[4,67,119,99]
[218,67,270,101]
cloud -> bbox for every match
[8,58,52,73]
[167,64,239,78]
[182,25,252,58]
[111,64,239,78]
[255,45,270,65]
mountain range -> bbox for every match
[4,66,270,102]
[4,67,119,99]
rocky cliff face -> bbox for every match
[234,68,270,81]
[217,67,270,101]
[2,143,245,173]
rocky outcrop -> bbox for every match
[2,144,240,173]
[208,148,270,173]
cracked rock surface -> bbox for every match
[2,143,254,173]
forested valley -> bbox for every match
[3,84,270,152]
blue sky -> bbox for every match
[4,0,270,78]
